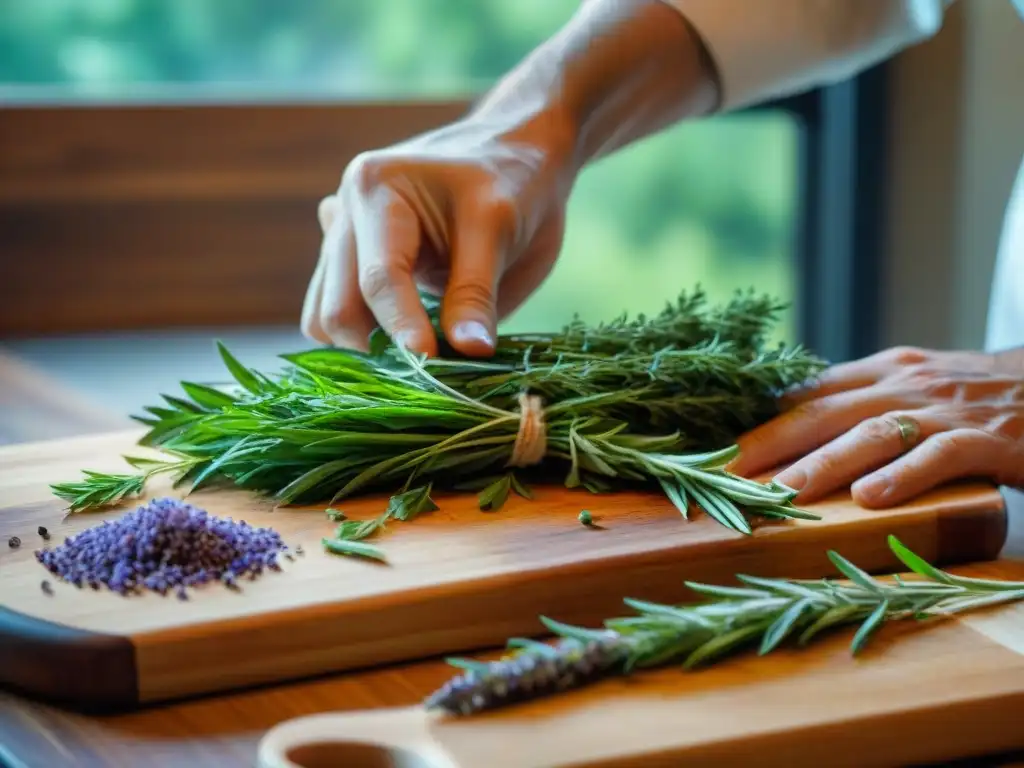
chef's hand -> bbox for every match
[300,0,718,357]
[301,115,575,358]
[728,345,1024,507]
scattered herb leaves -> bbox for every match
[321,538,388,563]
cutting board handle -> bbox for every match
[257,708,458,768]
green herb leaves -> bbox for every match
[321,484,440,561]
[50,456,199,514]
[387,484,440,521]
[50,471,148,514]
[50,288,827,538]
[427,536,1024,715]
[321,537,388,562]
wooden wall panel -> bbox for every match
[0,102,468,336]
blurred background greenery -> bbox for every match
[0,0,800,343]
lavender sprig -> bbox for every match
[425,535,1024,715]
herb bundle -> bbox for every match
[425,535,1024,715]
[51,288,827,547]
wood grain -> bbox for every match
[0,429,1008,712]
[258,591,1024,768]
[0,559,1021,768]
[0,102,467,336]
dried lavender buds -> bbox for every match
[424,634,630,715]
[34,497,291,597]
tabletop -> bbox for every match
[1,347,1022,768]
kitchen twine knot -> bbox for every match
[509,392,547,467]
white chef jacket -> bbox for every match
[665,0,1024,544]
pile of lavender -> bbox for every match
[35,497,293,599]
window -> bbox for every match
[0,1,885,362]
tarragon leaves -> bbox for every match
[50,288,827,538]
[387,483,440,521]
[321,483,440,561]
[425,536,1024,715]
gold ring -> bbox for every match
[894,414,922,452]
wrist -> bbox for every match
[477,0,719,174]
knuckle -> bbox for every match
[921,375,961,400]
[858,414,902,444]
[803,451,842,480]
[479,194,519,232]
[446,279,495,312]
[358,262,402,303]
[320,302,363,337]
[927,428,984,455]
[889,345,929,367]
[989,410,1024,440]
[317,195,339,232]
[341,152,387,197]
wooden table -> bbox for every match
[1,349,1022,768]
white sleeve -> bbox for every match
[662,0,955,110]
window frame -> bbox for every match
[752,64,890,364]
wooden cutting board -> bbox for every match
[256,563,1024,768]
[0,429,1008,712]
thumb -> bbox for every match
[442,201,508,357]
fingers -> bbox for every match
[299,196,340,344]
[780,346,930,409]
[851,428,1007,508]
[493,212,564,321]
[729,386,913,478]
[772,409,947,503]
[300,256,328,344]
[320,213,377,351]
[351,187,437,356]
[440,198,511,357]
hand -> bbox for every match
[301,110,576,358]
[728,346,1024,507]
[300,0,718,358]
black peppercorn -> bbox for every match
[41,580,54,596]
[8,536,20,549]
[38,526,50,540]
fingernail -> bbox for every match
[774,468,807,492]
[451,320,494,351]
[855,476,890,501]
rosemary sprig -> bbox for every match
[49,288,827,537]
[425,535,1024,715]
[51,456,201,514]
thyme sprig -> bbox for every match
[425,535,1024,715]
[50,288,827,538]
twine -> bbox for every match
[509,392,547,467]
